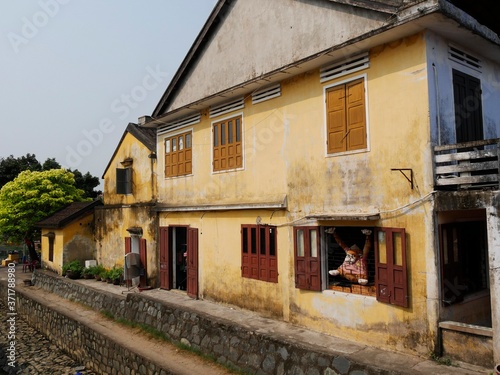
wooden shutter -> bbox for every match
[326,79,366,153]
[453,70,483,143]
[294,227,321,291]
[116,168,132,194]
[326,85,347,153]
[187,228,199,299]
[125,237,131,254]
[159,227,171,290]
[375,228,408,307]
[139,238,147,288]
[241,225,259,279]
[346,79,366,150]
[214,116,242,171]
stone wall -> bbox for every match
[5,271,402,375]
[0,282,171,375]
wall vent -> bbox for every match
[448,45,481,72]
[252,83,281,104]
[320,52,370,82]
[157,113,200,135]
[209,97,244,118]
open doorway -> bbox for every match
[159,225,199,297]
[438,210,491,327]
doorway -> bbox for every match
[159,226,199,298]
[438,211,491,327]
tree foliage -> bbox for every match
[0,154,101,198]
[0,169,88,242]
[0,153,41,187]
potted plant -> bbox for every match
[81,267,94,279]
[100,268,110,282]
[62,260,84,279]
[109,266,123,285]
[93,265,105,281]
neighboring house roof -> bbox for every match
[149,0,500,123]
[36,200,102,229]
[101,122,156,179]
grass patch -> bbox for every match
[429,352,455,366]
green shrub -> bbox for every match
[62,260,84,278]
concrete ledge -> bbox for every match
[439,321,493,337]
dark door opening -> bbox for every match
[159,226,198,297]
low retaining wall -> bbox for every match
[0,282,172,375]
[3,270,414,375]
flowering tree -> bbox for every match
[0,169,88,260]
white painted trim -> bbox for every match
[320,52,370,83]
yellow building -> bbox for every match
[37,200,102,274]
[99,0,500,367]
[96,122,157,287]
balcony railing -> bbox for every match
[434,138,500,190]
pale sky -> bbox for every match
[0,0,217,183]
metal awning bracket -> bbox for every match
[391,168,414,189]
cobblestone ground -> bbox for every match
[0,302,96,375]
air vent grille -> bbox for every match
[320,52,369,82]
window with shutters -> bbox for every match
[116,168,132,194]
[452,70,483,143]
[326,78,367,154]
[294,226,408,307]
[294,227,321,291]
[213,115,243,172]
[374,227,408,307]
[165,131,192,177]
[241,225,278,283]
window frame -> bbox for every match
[116,167,132,195]
[293,226,408,307]
[324,74,369,157]
[212,114,243,173]
[241,224,278,283]
[164,130,193,178]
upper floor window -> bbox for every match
[165,131,192,177]
[241,224,278,283]
[213,115,242,172]
[116,167,132,194]
[326,78,367,154]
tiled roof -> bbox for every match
[36,200,102,229]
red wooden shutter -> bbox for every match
[294,227,321,291]
[241,226,251,278]
[375,228,408,307]
[159,227,171,290]
[125,237,131,254]
[187,228,199,299]
[139,238,147,287]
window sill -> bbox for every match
[326,148,369,158]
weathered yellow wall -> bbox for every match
[95,206,157,284]
[157,33,434,355]
[40,213,95,274]
[99,130,158,283]
[103,131,156,205]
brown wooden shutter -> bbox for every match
[375,228,408,307]
[346,79,366,151]
[326,85,347,153]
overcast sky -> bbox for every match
[0,0,217,183]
